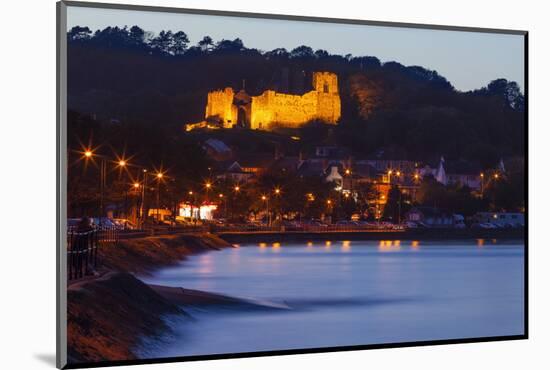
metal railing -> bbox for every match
[67,226,119,280]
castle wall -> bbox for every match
[201,72,341,131]
[205,88,237,128]
[250,90,321,130]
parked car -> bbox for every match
[90,217,117,229]
[113,218,137,230]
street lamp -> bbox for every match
[155,172,164,222]
[261,195,270,226]
[205,181,212,202]
[480,173,485,195]
[82,150,108,223]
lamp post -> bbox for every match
[326,199,333,224]
[274,187,281,222]
[219,193,227,220]
[480,172,485,197]
[413,172,420,203]
[83,150,123,225]
[262,195,270,226]
[205,181,212,202]
[156,172,163,222]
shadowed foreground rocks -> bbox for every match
[67,272,183,363]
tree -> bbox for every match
[215,38,244,53]
[473,79,525,111]
[68,26,92,42]
[198,36,213,51]
[314,49,330,59]
[290,45,314,59]
[382,185,404,222]
[265,48,289,59]
[128,26,145,47]
[149,30,173,54]
[170,31,189,55]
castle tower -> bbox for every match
[312,72,341,123]
[312,72,339,95]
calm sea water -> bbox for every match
[140,239,524,358]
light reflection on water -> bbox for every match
[141,239,524,358]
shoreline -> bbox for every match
[67,230,525,365]
[216,228,525,243]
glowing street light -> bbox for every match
[345,169,351,175]
[84,150,93,158]
[261,195,267,201]
[205,182,212,189]
[156,172,163,179]
[188,190,193,196]
[133,182,140,189]
[219,193,224,198]
[118,160,127,167]
[274,188,281,195]
[494,173,499,180]
[234,185,240,192]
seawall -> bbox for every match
[216,228,525,244]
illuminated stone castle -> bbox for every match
[186,72,341,131]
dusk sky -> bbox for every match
[67,5,525,92]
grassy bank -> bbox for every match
[96,232,232,276]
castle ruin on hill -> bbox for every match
[186,71,341,131]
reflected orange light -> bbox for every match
[307,241,313,247]
[272,242,281,249]
[411,240,420,250]
[477,239,485,247]
[342,240,351,252]
[325,241,332,248]
[378,240,401,252]
[259,242,267,248]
